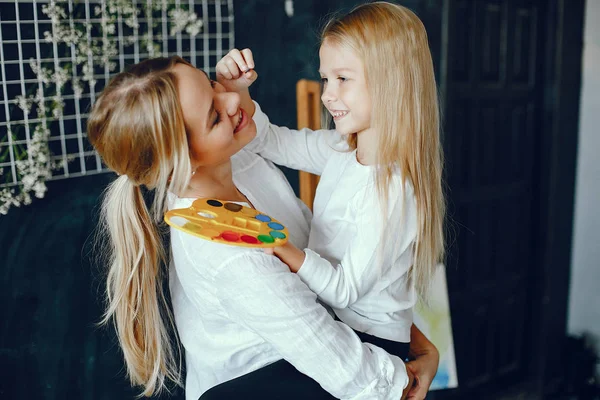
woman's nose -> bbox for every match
[213,81,227,93]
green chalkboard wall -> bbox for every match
[0,1,436,399]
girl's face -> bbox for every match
[319,38,372,136]
[173,63,256,169]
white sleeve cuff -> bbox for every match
[250,100,268,140]
[296,248,331,295]
[382,352,409,400]
[347,346,409,400]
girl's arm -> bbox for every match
[279,179,417,309]
[216,48,340,176]
[204,250,412,399]
[250,105,340,175]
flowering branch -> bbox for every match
[1,0,204,215]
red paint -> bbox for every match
[221,231,240,242]
[241,235,260,244]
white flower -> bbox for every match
[52,95,65,119]
[169,9,203,36]
[15,95,31,113]
[42,3,67,26]
[125,15,140,29]
[72,79,83,100]
[34,182,47,199]
[52,67,69,91]
[186,18,203,37]
[22,172,35,185]
[22,192,32,205]
[2,0,216,215]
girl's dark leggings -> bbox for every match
[199,331,410,400]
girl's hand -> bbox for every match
[273,242,305,273]
[216,48,258,93]
[263,242,306,273]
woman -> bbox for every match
[88,56,438,400]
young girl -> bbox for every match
[217,0,445,373]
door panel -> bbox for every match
[443,0,543,395]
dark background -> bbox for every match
[0,0,588,399]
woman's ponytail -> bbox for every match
[99,175,180,396]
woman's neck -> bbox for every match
[181,160,246,202]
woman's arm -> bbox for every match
[406,324,440,400]
[212,251,410,400]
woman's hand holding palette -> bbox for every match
[165,198,288,248]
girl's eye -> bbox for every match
[338,76,347,82]
[320,77,328,84]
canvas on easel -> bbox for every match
[413,265,459,390]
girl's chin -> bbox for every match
[333,127,352,136]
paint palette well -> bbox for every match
[165,198,288,248]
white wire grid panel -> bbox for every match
[0,0,234,187]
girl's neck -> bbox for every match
[355,127,378,165]
[181,160,247,202]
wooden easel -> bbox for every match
[296,79,321,210]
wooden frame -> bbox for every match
[296,79,321,210]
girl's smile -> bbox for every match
[319,38,372,137]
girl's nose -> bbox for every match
[321,84,336,104]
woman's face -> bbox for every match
[173,63,256,169]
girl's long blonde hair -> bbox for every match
[322,2,445,300]
[87,56,194,396]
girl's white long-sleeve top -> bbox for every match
[168,146,409,400]
[248,103,418,343]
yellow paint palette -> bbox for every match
[165,198,289,248]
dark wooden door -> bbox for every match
[441,0,546,396]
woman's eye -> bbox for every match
[338,76,347,82]
[213,111,221,127]
[212,110,222,128]
[320,77,328,84]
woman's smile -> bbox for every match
[234,108,249,134]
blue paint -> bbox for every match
[255,214,271,222]
[270,231,286,239]
[268,222,284,230]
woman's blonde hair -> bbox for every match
[322,2,445,301]
[87,56,194,396]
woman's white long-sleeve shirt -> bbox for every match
[248,103,418,343]
[168,148,409,400]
